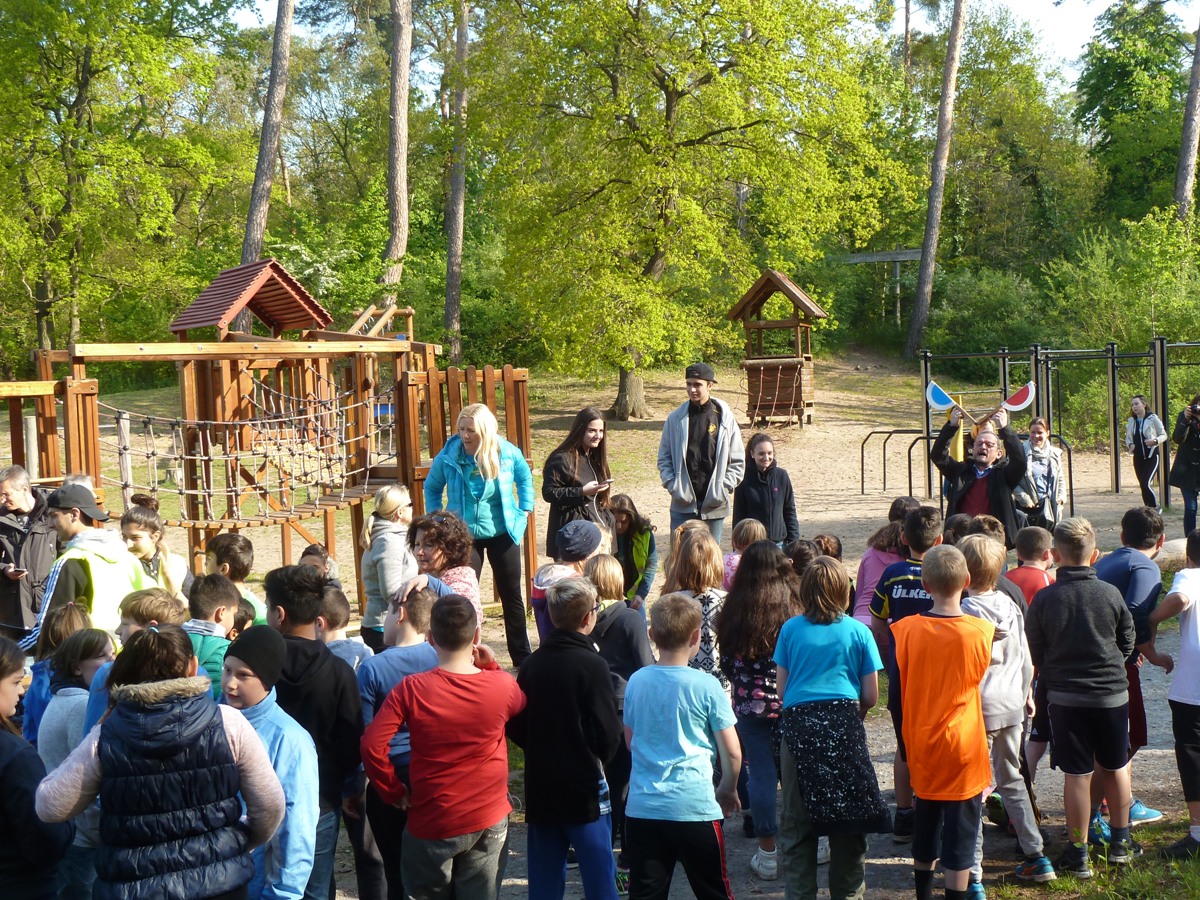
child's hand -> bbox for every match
[629,596,644,611]
[394,793,411,811]
[715,785,741,817]
[472,642,497,668]
[1147,649,1174,673]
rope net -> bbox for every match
[97,364,398,524]
[736,359,813,426]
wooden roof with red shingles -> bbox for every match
[169,259,333,335]
[726,268,828,322]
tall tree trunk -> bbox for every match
[904,0,912,73]
[443,0,469,364]
[236,0,295,333]
[35,273,55,351]
[1177,17,1200,220]
[904,0,966,359]
[609,357,650,421]
[381,0,413,308]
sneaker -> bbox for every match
[1162,834,1200,859]
[1054,847,1093,880]
[614,867,630,897]
[750,849,778,880]
[1107,836,1144,864]
[1088,812,1111,848]
[566,847,578,869]
[1013,855,1057,883]
[742,814,756,838]
[966,880,986,899]
[1129,798,1164,826]
[893,806,915,844]
[816,835,831,865]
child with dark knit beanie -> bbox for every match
[223,626,322,900]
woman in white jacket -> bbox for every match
[1126,394,1168,509]
[1013,417,1065,529]
[358,484,417,653]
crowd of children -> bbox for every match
[7,405,1200,900]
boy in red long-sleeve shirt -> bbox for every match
[361,594,526,899]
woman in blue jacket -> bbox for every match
[424,403,535,666]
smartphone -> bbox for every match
[8,567,26,576]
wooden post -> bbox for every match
[116,412,134,509]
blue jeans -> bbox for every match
[668,510,724,545]
[305,808,340,900]
[1184,488,1199,537]
[736,714,779,838]
[57,843,97,899]
[527,816,618,900]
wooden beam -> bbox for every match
[0,381,59,398]
[839,248,923,264]
[69,341,403,362]
[745,318,805,330]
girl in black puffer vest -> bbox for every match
[36,625,284,900]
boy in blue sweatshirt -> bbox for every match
[356,587,439,898]
[223,625,320,900]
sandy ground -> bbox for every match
[19,349,1174,898]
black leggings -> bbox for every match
[471,533,532,666]
[1172,700,1200,802]
[1133,448,1161,508]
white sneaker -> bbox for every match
[817,835,831,865]
[750,849,778,880]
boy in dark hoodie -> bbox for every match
[508,577,624,899]
[267,564,364,900]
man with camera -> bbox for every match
[930,407,1028,549]
[1169,395,1200,537]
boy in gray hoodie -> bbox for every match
[959,535,1053,886]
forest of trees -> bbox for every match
[2,0,1200,418]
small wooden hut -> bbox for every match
[726,269,828,425]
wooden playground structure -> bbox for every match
[1,259,536,609]
[727,268,828,425]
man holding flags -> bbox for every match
[929,386,1031,549]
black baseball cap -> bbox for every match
[46,484,110,522]
[685,363,716,383]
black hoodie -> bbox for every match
[275,636,364,811]
[0,488,58,636]
[732,462,800,545]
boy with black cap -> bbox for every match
[223,625,321,900]
[20,484,148,650]
[657,362,745,543]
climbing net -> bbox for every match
[97,370,398,524]
[736,360,813,426]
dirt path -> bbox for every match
[319,348,1187,898]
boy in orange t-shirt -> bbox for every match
[892,545,994,900]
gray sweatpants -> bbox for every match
[973,722,1043,879]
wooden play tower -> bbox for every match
[726,269,828,425]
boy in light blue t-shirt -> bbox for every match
[623,592,740,899]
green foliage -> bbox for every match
[474,0,907,378]
[923,267,1050,381]
[1075,0,1190,220]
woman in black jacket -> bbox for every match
[733,433,800,545]
[542,407,614,558]
[1169,393,1200,536]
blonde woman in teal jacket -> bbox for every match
[424,403,535,665]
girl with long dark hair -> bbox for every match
[716,541,802,880]
[543,407,615,558]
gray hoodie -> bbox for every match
[657,398,745,519]
[962,589,1033,730]
[360,516,418,630]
